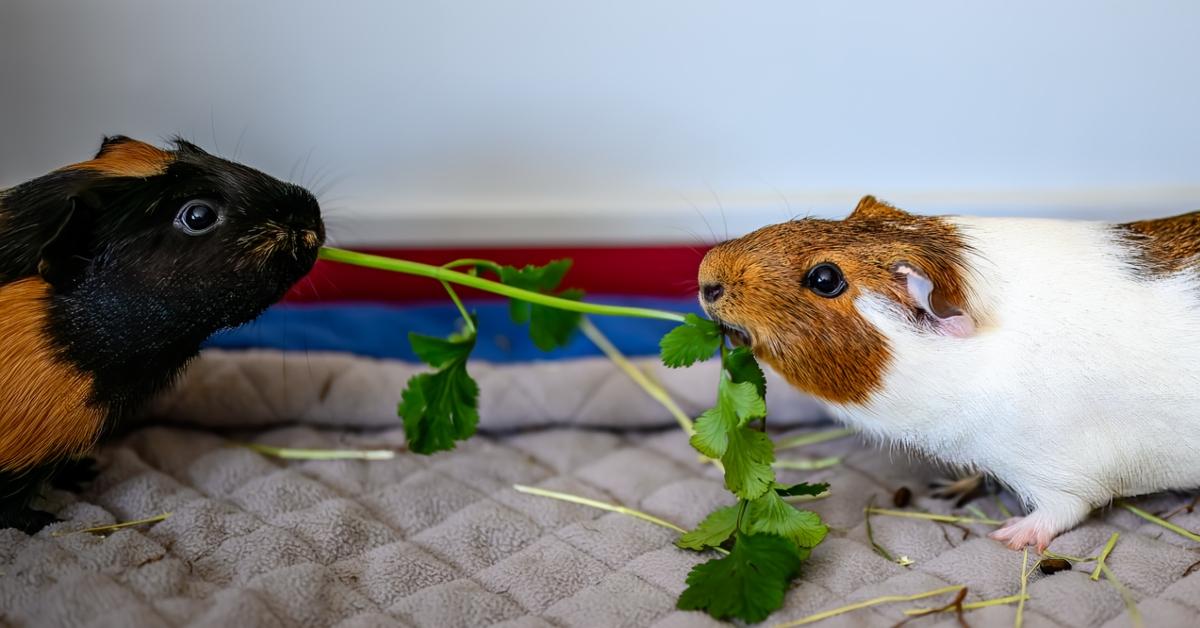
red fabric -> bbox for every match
[286,245,710,303]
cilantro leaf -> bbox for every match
[676,505,738,551]
[691,378,765,457]
[498,260,584,350]
[677,531,802,623]
[720,426,775,500]
[409,332,475,367]
[725,346,766,398]
[399,332,480,454]
[528,288,583,351]
[750,491,829,550]
[689,377,766,457]
[722,378,766,426]
[774,482,830,497]
[499,259,573,299]
[689,407,729,459]
[659,314,722,367]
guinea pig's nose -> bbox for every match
[701,283,725,303]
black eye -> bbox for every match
[175,200,220,235]
[805,263,847,298]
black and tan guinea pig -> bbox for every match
[699,195,1200,552]
[0,136,324,532]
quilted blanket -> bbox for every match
[3,349,1200,628]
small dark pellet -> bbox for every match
[892,486,913,508]
[1039,558,1071,575]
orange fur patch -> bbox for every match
[698,195,974,404]
[0,278,104,471]
[64,138,173,178]
[1118,210,1200,274]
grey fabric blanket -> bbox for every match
[3,351,1199,627]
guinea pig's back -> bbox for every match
[855,214,1200,492]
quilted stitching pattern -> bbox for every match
[147,350,829,431]
[3,423,1199,627]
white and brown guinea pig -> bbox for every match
[698,195,1200,552]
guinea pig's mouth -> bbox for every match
[717,320,752,348]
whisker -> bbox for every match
[232,125,249,160]
[679,194,718,244]
[209,109,220,155]
[705,182,730,240]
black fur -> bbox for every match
[0,137,324,531]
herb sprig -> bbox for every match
[319,246,830,623]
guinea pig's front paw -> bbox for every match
[49,456,99,493]
[988,515,1056,553]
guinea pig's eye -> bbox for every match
[175,200,221,236]
[805,263,847,298]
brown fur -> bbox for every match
[1118,211,1200,275]
[0,278,103,471]
[64,138,173,178]
[698,196,975,404]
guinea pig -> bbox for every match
[0,136,324,532]
[698,194,1200,552]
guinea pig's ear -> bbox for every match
[95,135,135,157]
[67,136,172,178]
[892,262,975,338]
[849,195,911,222]
[37,198,94,290]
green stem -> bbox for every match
[1015,548,1029,628]
[320,247,687,322]
[510,483,731,555]
[1091,532,1119,581]
[734,498,750,533]
[1120,502,1200,543]
[865,507,1003,525]
[441,258,505,275]
[774,428,856,452]
[237,442,397,460]
[441,281,476,335]
[51,512,172,537]
[580,319,695,436]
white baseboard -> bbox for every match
[324,186,1200,247]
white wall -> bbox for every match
[3,1,1199,245]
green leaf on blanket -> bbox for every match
[659,313,722,367]
[399,331,480,454]
[499,260,584,351]
[677,531,802,623]
[749,491,828,552]
[677,505,739,551]
[774,481,830,497]
[721,426,776,500]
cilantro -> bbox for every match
[725,346,766,398]
[528,288,583,351]
[689,377,766,458]
[399,331,480,454]
[677,531,802,623]
[499,260,584,351]
[319,247,835,625]
[659,314,722,367]
[676,505,738,551]
[721,426,776,500]
[774,481,830,498]
[749,491,829,551]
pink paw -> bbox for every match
[988,516,1055,553]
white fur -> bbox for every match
[831,216,1200,545]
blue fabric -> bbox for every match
[205,297,703,361]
